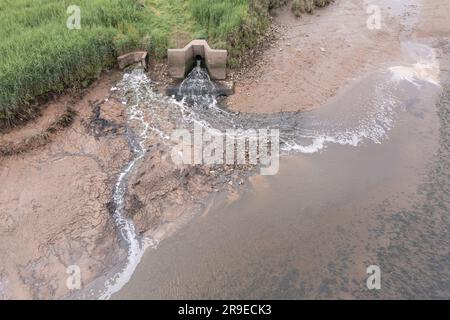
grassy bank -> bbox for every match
[0,0,137,128]
[0,0,327,129]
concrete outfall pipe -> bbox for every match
[168,40,227,80]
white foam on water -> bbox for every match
[283,42,439,154]
[390,42,441,86]
[95,42,439,297]
[97,69,159,300]
[98,155,158,300]
[282,135,358,154]
[390,63,440,86]
[96,68,229,299]
[0,280,7,299]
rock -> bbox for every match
[117,51,148,70]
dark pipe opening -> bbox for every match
[185,55,207,77]
[195,55,205,68]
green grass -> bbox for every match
[0,0,287,128]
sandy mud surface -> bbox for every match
[0,72,131,299]
[1,0,449,300]
[114,0,450,299]
[0,68,255,299]
[228,0,418,113]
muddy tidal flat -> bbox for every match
[1,0,450,300]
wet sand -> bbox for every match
[115,63,448,300]
[1,0,449,300]
[228,0,408,113]
[0,71,129,299]
[113,0,450,300]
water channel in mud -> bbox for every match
[112,41,448,299]
[67,35,449,299]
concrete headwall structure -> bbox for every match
[117,51,148,70]
[168,40,227,80]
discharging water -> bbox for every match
[72,39,448,299]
